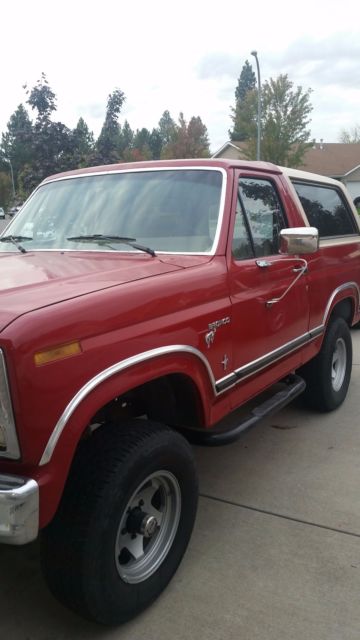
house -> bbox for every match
[212,140,360,205]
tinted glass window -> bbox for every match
[293,182,356,238]
[238,178,287,257]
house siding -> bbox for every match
[216,145,246,160]
[343,179,360,199]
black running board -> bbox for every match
[188,374,306,446]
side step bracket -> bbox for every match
[190,374,306,446]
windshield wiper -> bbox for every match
[66,234,156,257]
[0,235,33,254]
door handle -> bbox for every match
[256,260,272,268]
[293,265,308,273]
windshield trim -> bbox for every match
[5,166,227,257]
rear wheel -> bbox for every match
[299,317,352,412]
[41,420,198,625]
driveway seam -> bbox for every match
[200,493,360,539]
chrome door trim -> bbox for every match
[215,328,324,393]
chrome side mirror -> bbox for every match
[280,227,319,255]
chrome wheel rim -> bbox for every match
[115,470,181,584]
[331,338,347,392]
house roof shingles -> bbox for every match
[215,141,360,179]
[298,143,360,177]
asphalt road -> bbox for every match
[0,248,360,638]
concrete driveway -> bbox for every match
[1,331,360,639]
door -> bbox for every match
[227,173,310,406]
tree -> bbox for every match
[131,128,152,160]
[235,60,256,101]
[133,128,151,150]
[161,113,210,159]
[118,120,134,158]
[24,73,73,191]
[69,118,94,168]
[148,128,163,159]
[0,104,33,190]
[231,73,313,167]
[260,75,313,166]
[0,76,214,194]
[186,116,210,157]
[158,110,177,147]
[1,75,86,196]
[96,88,125,164]
[0,172,12,209]
[230,89,258,143]
[162,112,188,158]
[26,72,56,119]
[230,60,256,141]
[339,125,360,143]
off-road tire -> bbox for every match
[299,317,352,412]
[40,420,198,625]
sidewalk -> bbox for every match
[1,331,360,640]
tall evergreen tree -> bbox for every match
[130,128,152,161]
[118,120,134,158]
[158,110,177,147]
[187,116,210,157]
[149,128,163,159]
[96,88,125,164]
[235,60,256,102]
[133,128,151,150]
[0,104,33,190]
[69,118,94,168]
[230,60,257,141]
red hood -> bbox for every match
[0,250,196,331]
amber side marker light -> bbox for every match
[34,341,82,366]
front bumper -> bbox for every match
[0,474,39,545]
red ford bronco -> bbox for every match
[0,159,359,624]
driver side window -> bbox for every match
[234,177,287,258]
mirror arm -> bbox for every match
[266,258,308,308]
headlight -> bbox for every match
[0,349,20,459]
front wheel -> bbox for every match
[299,317,352,412]
[41,420,198,625]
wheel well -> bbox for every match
[88,374,204,432]
[329,297,354,326]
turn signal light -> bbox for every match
[34,341,82,366]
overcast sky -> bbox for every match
[2,0,360,153]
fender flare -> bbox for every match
[39,345,217,466]
[321,282,360,327]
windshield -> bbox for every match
[0,169,224,254]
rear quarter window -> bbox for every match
[292,181,357,238]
